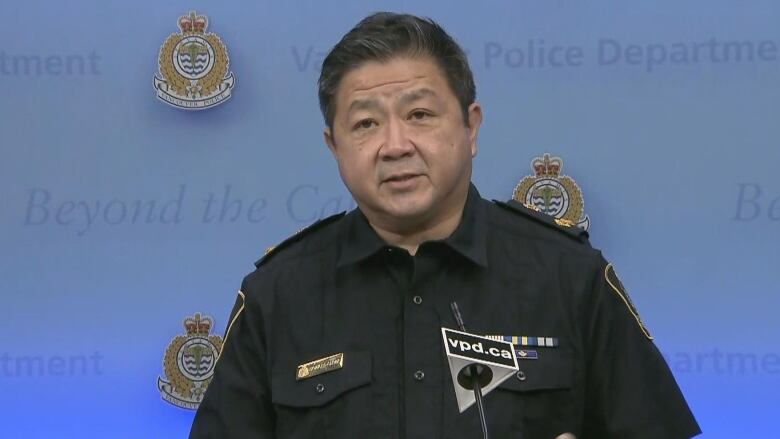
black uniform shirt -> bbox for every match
[190,184,701,439]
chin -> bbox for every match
[382,199,434,222]
[355,187,436,222]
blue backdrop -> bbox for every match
[1,1,778,438]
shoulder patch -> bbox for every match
[254,212,346,268]
[493,199,590,244]
[605,263,653,340]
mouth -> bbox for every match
[383,173,422,183]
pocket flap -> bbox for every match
[271,350,372,407]
[499,348,573,392]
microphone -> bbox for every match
[443,302,519,439]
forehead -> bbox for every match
[335,56,453,107]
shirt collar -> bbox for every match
[442,183,488,267]
[336,183,488,268]
[336,209,387,268]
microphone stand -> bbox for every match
[451,302,490,439]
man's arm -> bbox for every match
[581,255,701,438]
[189,285,275,438]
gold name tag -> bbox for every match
[296,353,344,381]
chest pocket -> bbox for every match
[443,348,575,438]
[271,350,372,439]
[496,348,577,438]
[500,348,573,392]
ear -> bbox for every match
[324,126,337,157]
[466,102,483,157]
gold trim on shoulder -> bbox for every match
[523,202,541,212]
[554,218,575,227]
[217,291,246,361]
[604,264,653,340]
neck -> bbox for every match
[367,185,470,256]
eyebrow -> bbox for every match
[347,88,440,114]
[348,98,381,113]
[397,88,438,107]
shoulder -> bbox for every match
[486,198,593,252]
[252,211,346,271]
[238,211,346,308]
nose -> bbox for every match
[378,116,415,161]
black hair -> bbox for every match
[318,12,476,129]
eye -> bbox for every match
[408,110,432,121]
[353,119,377,131]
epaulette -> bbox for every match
[254,211,346,268]
[493,199,590,244]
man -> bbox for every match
[190,12,700,438]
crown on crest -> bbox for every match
[184,313,213,336]
[532,153,563,177]
[178,11,208,34]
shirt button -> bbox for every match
[315,383,325,394]
[414,370,425,381]
[516,370,526,381]
[412,295,423,305]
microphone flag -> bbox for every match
[441,327,519,413]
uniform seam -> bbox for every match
[487,217,596,257]
[217,290,246,362]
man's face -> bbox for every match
[324,56,482,232]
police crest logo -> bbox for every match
[513,153,591,230]
[154,11,235,110]
[158,313,223,410]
